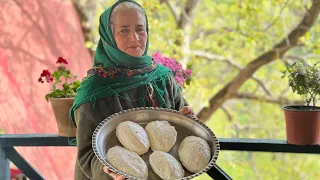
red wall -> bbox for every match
[0,0,92,179]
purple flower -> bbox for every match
[152,52,192,87]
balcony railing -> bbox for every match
[1,134,320,180]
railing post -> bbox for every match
[0,147,10,180]
[207,164,232,180]
[6,147,45,180]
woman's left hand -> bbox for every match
[103,167,127,180]
[180,106,195,117]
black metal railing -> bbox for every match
[1,134,320,180]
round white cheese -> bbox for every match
[106,146,148,179]
[178,136,211,173]
[149,151,184,179]
[116,121,150,155]
[145,120,177,152]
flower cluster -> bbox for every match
[152,52,192,86]
[38,70,53,83]
[56,57,68,64]
[38,57,81,101]
[283,62,320,106]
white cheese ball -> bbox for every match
[116,121,150,155]
[106,146,148,179]
[149,151,184,179]
[178,136,211,173]
[145,121,177,152]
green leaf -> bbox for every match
[45,94,50,101]
[51,71,60,79]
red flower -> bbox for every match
[38,69,53,83]
[40,70,51,77]
[56,57,68,64]
[48,77,54,82]
[38,77,44,83]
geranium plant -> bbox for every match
[282,62,320,108]
[152,52,192,87]
[38,57,81,101]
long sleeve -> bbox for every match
[74,89,141,179]
[75,99,113,180]
[167,76,189,111]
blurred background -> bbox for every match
[0,0,319,179]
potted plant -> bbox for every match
[282,61,320,145]
[38,57,80,137]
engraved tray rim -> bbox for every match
[92,107,220,180]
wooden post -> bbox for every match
[0,147,10,180]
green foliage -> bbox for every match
[44,81,81,101]
[282,62,320,106]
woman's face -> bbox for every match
[112,9,147,57]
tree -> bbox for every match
[158,0,320,121]
[195,0,320,120]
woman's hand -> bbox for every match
[103,167,127,180]
[180,106,195,117]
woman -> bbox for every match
[70,0,194,179]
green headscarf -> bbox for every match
[70,0,173,127]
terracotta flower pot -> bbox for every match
[283,106,320,145]
[49,98,77,137]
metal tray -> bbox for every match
[92,107,220,180]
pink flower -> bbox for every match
[185,69,192,76]
[152,52,192,87]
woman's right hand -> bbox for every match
[103,166,127,180]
